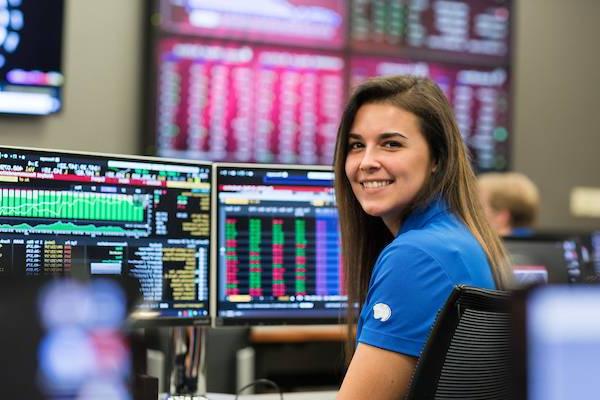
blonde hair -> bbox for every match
[333,76,513,361]
[478,172,540,228]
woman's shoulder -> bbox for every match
[386,216,467,257]
[376,233,446,274]
[377,217,491,279]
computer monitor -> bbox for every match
[0,146,211,325]
[0,277,133,400]
[504,235,585,286]
[513,285,600,400]
[213,163,345,325]
[0,0,65,115]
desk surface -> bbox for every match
[207,391,337,400]
[250,325,347,343]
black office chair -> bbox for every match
[405,285,512,400]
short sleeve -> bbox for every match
[357,243,455,357]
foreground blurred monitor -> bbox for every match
[0,0,65,115]
[504,236,589,286]
[213,163,345,325]
[0,146,211,325]
[0,278,132,400]
[514,285,600,400]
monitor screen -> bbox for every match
[145,0,513,172]
[154,38,345,165]
[0,146,211,325]
[159,0,347,49]
[0,0,64,115]
[214,163,345,325]
[350,0,511,63]
[524,286,600,400]
[504,237,584,286]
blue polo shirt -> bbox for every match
[356,198,496,357]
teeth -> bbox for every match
[362,180,392,189]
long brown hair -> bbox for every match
[333,76,512,361]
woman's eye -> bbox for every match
[383,141,402,148]
[348,142,363,150]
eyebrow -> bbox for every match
[348,131,408,140]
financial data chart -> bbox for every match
[350,0,510,61]
[147,0,513,171]
[214,163,345,324]
[157,39,344,164]
[0,147,212,324]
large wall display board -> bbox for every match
[144,0,512,171]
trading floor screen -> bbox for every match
[147,0,513,171]
[214,163,345,325]
[0,147,211,325]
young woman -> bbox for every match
[334,76,512,400]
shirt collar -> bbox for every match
[398,197,449,236]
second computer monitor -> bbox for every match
[214,163,346,325]
[504,235,586,286]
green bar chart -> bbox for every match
[0,189,146,222]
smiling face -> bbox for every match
[344,102,434,234]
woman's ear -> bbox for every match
[431,162,438,174]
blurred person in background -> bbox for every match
[478,172,540,237]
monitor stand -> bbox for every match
[170,326,208,399]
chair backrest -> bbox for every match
[405,285,512,400]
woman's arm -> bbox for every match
[337,343,417,400]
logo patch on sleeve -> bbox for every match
[373,303,392,322]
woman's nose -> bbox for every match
[358,147,381,172]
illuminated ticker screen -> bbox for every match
[159,0,347,49]
[215,164,345,325]
[156,39,344,165]
[147,0,513,171]
[0,147,211,325]
[350,0,511,62]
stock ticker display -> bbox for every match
[148,0,512,171]
[156,39,344,165]
[215,164,345,324]
[0,147,211,324]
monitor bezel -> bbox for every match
[212,162,346,326]
[0,145,214,327]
